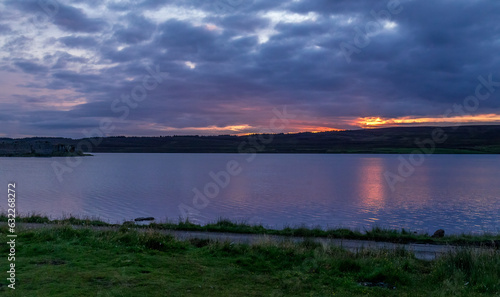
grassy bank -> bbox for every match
[2,214,500,247]
[1,225,499,296]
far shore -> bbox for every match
[2,125,500,155]
[0,152,92,157]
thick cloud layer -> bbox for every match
[0,0,499,137]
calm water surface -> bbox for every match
[1,153,499,234]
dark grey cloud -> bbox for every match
[156,20,217,51]
[0,24,12,34]
[28,118,100,130]
[48,70,112,93]
[1,36,32,52]
[45,52,89,69]
[113,14,156,44]
[134,0,258,14]
[236,0,287,14]
[53,4,107,32]
[68,0,103,6]
[274,21,329,38]
[214,14,270,33]
[52,71,101,83]
[12,94,51,103]
[4,0,47,13]
[100,43,160,63]
[59,36,98,48]
[5,0,106,32]
[137,0,174,10]
[288,0,386,15]
[14,60,49,74]
[1,0,500,138]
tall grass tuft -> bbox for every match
[432,247,500,293]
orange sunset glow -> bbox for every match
[356,114,500,129]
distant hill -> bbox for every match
[2,125,500,155]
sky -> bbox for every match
[1,0,500,138]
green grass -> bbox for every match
[0,213,110,226]
[2,214,500,247]
[0,225,499,296]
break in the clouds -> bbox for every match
[1,0,500,138]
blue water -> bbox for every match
[1,153,499,234]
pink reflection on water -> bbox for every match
[357,157,388,212]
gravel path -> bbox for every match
[3,222,484,260]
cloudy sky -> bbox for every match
[1,0,500,138]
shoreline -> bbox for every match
[0,153,92,157]
[3,215,499,247]
[1,221,499,295]
[2,151,499,156]
[2,221,496,261]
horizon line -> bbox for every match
[2,123,500,140]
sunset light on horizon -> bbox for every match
[356,114,500,129]
[0,0,499,138]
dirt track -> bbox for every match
[3,222,489,261]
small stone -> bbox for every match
[431,229,445,238]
